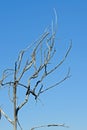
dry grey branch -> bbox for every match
[47,42,72,76]
[40,68,71,94]
[0,69,14,86]
[31,123,69,130]
[0,108,14,125]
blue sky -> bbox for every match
[0,0,87,130]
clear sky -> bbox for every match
[0,0,87,130]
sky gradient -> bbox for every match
[0,0,87,130]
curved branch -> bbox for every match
[40,68,71,94]
[31,123,69,130]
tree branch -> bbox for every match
[40,68,71,94]
[31,123,69,130]
[16,94,29,113]
[0,108,14,125]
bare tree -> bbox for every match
[0,13,72,130]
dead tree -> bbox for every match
[0,14,72,130]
